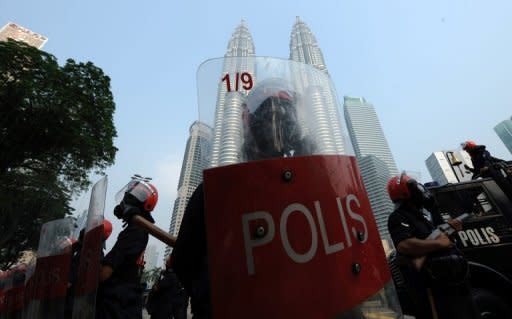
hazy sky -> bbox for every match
[2,0,511,266]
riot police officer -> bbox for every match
[387,173,477,319]
[462,140,512,198]
[147,256,188,319]
[172,79,308,319]
[97,179,158,319]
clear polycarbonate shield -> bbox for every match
[198,57,402,318]
[72,176,107,319]
[197,56,352,168]
[24,218,74,319]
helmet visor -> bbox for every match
[115,180,154,204]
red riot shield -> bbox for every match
[21,262,35,319]
[24,218,74,319]
[204,156,400,318]
[72,176,108,319]
[0,271,11,319]
[6,266,26,319]
[198,57,402,318]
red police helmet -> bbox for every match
[103,219,113,240]
[387,173,414,202]
[461,140,477,151]
[116,179,159,213]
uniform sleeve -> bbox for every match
[388,213,414,247]
[172,183,206,290]
[103,224,148,270]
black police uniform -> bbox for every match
[96,217,152,319]
[171,183,210,319]
[147,268,188,319]
[388,206,476,319]
[468,145,512,199]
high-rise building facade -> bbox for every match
[426,150,473,185]
[209,20,256,167]
[165,121,213,257]
[166,21,253,258]
[0,22,47,49]
[358,155,394,238]
[344,96,399,238]
[494,116,512,155]
[144,244,159,270]
[289,17,346,155]
[344,96,399,176]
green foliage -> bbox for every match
[0,40,117,269]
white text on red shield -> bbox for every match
[242,194,368,275]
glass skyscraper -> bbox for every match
[357,155,394,238]
[344,96,399,176]
[344,96,399,238]
[165,121,212,257]
[166,21,253,257]
[494,116,512,155]
[289,17,346,155]
[209,20,255,167]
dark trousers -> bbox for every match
[96,283,143,319]
[432,282,478,319]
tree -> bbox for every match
[0,40,117,269]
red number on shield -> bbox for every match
[222,72,253,92]
[241,72,253,90]
[222,73,231,92]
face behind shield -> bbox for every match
[113,180,157,221]
[243,85,303,161]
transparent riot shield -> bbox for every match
[24,218,74,319]
[72,176,108,319]
[197,57,402,318]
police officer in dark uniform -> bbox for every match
[172,79,312,319]
[96,179,158,319]
[147,256,188,319]
[462,140,512,199]
[387,173,477,319]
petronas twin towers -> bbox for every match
[209,17,346,167]
[166,17,348,248]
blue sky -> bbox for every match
[2,0,511,266]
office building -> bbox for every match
[426,150,473,185]
[289,17,345,154]
[0,22,47,49]
[358,155,394,238]
[344,96,399,176]
[165,121,213,257]
[495,116,512,155]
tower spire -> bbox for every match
[289,16,327,73]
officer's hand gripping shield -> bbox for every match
[72,176,107,319]
[197,57,402,318]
